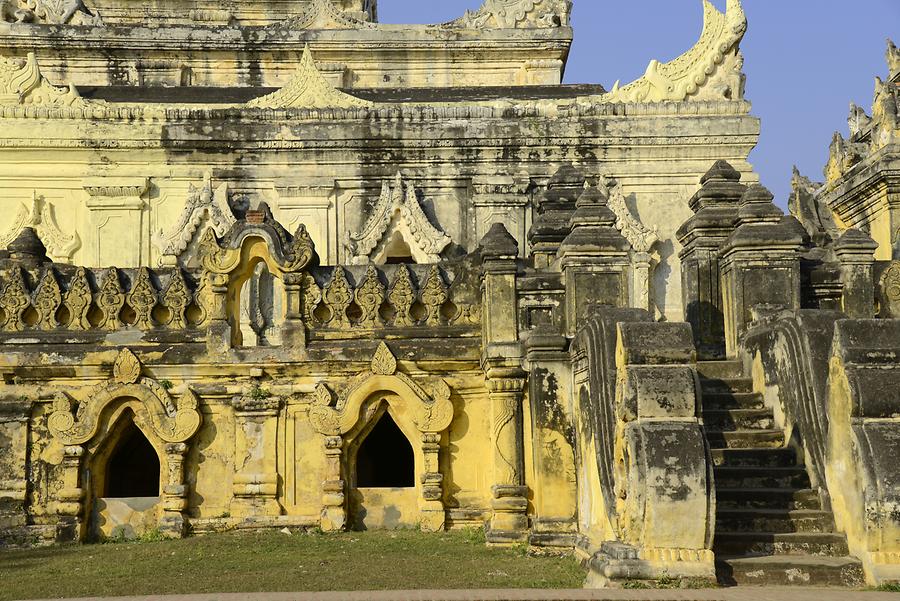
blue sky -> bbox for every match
[378,1,900,206]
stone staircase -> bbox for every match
[698,360,864,587]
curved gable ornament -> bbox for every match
[154,174,236,267]
[47,348,202,445]
[283,0,376,30]
[247,45,372,110]
[605,0,747,103]
[308,342,454,436]
[0,52,89,107]
[0,192,80,262]
[347,174,452,265]
[447,0,571,29]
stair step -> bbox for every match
[704,408,775,431]
[713,465,810,489]
[716,508,835,534]
[716,554,865,587]
[706,429,785,449]
[696,360,744,380]
[714,532,850,557]
[716,488,821,510]
[699,377,754,394]
[711,448,798,468]
[701,391,764,410]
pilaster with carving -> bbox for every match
[231,393,283,518]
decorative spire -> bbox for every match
[247,46,373,110]
[606,0,747,103]
[887,39,899,82]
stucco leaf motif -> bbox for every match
[97,267,124,330]
[163,269,191,329]
[420,266,448,326]
[605,0,746,103]
[64,267,92,330]
[113,348,142,384]
[247,45,372,110]
[355,265,385,328]
[128,267,158,329]
[370,341,397,376]
[388,265,415,327]
[32,267,61,330]
[0,267,30,332]
[323,267,352,328]
[47,392,75,435]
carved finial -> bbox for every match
[247,45,372,110]
[479,223,519,259]
[370,341,397,375]
[112,348,142,384]
[887,39,899,79]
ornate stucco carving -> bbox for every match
[605,178,658,254]
[48,348,202,445]
[346,173,451,265]
[0,192,80,262]
[308,342,454,436]
[247,46,372,110]
[0,53,87,107]
[1,0,101,24]
[447,0,571,29]
[605,0,747,103]
[282,0,375,30]
[153,174,236,266]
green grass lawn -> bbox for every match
[0,529,586,600]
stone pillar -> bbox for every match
[281,272,307,352]
[479,222,527,543]
[55,445,85,542]
[558,185,631,337]
[420,432,445,532]
[720,185,803,357]
[834,229,878,319]
[0,402,30,537]
[486,368,528,544]
[320,435,345,531]
[528,164,584,269]
[231,395,282,518]
[524,326,577,547]
[205,273,231,354]
[160,442,189,538]
[676,160,746,359]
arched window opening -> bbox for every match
[356,411,414,488]
[105,421,161,498]
[382,231,415,265]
